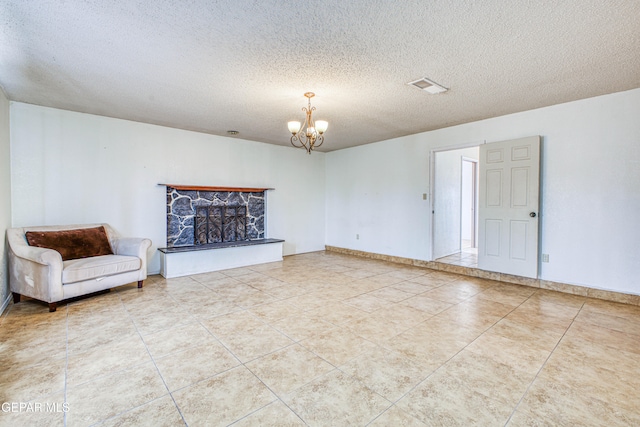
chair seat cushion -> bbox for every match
[62,255,141,284]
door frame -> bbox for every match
[460,156,478,249]
[429,140,484,261]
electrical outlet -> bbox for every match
[356,234,359,240]
[542,254,549,263]
[422,193,427,200]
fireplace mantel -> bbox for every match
[159,184,273,192]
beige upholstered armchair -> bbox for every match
[7,223,151,312]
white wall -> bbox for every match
[326,88,640,295]
[433,147,478,259]
[0,89,11,310]
[10,103,326,274]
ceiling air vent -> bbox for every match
[408,78,448,94]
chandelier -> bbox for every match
[287,92,328,154]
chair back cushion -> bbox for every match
[25,226,114,261]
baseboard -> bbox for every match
[325,245,640,307]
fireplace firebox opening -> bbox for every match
[195,205,247,245]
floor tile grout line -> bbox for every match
[502,299,587,426]
[380,290,534,417]
[64,304,69,427]
[118,288,189,427]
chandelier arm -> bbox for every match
[290,134,309,151]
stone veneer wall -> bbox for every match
[166,187,265,247]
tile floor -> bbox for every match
[1,250,639,426]
[436,247,478,268]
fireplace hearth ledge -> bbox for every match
[158,239,284,278]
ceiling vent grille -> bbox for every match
[408,78,448,94]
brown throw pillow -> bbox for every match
[26,226,114,261]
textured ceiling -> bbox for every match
[1,0,639,151]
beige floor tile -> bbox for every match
[173,365,276,426]
[66,334,152,387]
[143,321,218,358]
[391,281,433,295]
[283,369,391,426]
[564,321,640,355]
[405,274,449,288]
[434,304,504,331]
[368,405,428,426]
[300,328,376,366]
[216,323,294,362]
[539,351,639,412]
[529,289,586,308]
[221,266,257,277]
[231,400,305,426]
[399,294,453,315]
[271,314,337,341]
[553,334,640,379]
[424,271,461,283]
[344,314,409,343]
[0,333,66,370]
[340,346,430,401]
[249,299,305,323]
[421,285,477,304]
[263,284,308,299]
[506,409,559,427]
[66,362,168,426]
[247,344,335,395]
[198,276,244,291]
[367,286,415,303]
[342,293,390,313]
[305,301,368,326]
[582,298,640,320]
[285,292,333,310]
[341,269,382,279]
[95,395,184,427]
[443,350,534,406]
[384,327,469,371]
[183,298,242,320]
[201,310,265,336]
[230,290,279,308]
[574,309,640,335]
[465,333,551,376]
[517,378,640,427]
[67,318,139,354]
[128,306,195,336]
[488,318,567,351]
[396,370,513,427]
[372,304,432,328]
[0,357,66,403]
[155,340,239,391]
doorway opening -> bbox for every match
[431,144,480,267]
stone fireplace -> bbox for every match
[166,185,265,248]
[158,184,283,278]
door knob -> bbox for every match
[529,212,537,218]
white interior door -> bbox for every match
[478,136,540,278]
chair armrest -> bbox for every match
[10,243,63,266]
[112,237,152,281]
[112,237,152,258]
[7,238,64,303]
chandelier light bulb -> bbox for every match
[288,121,301,135]
[315,120,328,134]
